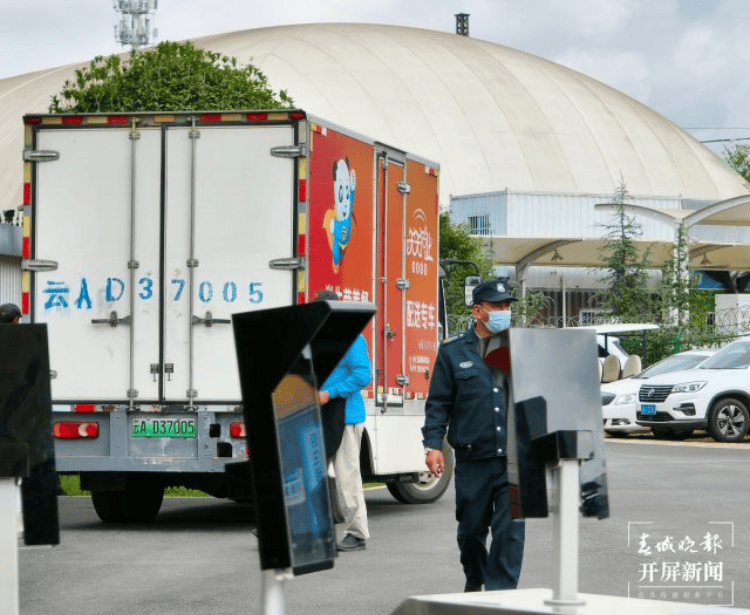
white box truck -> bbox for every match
[20,110,451,522]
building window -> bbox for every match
[468,214,490,235]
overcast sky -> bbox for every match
[3,0,750,153]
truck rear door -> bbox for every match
[33,127,162,403]
[163,124,296,403]
[32,117,297,406]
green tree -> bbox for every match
[723,143,750,182]
[597,180,655,322]
[49,41,292,113]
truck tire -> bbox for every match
[387,440,454,504]
[707,398,749,443]
[91,477,164,524]
[91,491,129,523]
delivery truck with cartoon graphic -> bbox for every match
[20,109,450,522]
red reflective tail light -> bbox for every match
[229,422,246,438]
[74,404,95,413]
[54,421,99,439]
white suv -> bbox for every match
[635,340,750,442]
[602,349,715,437]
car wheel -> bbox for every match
[707,398,750,443]
[651,427,694,441]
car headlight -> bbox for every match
[671,381,707,393]
[614,393,637,405]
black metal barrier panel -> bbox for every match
[232,301,375,576]
[486,328,609,520]
[0,324,59,546]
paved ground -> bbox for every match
[18,441,750,614]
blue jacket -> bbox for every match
[321,335,372,424]
[422,327,508,461]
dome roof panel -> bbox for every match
[1,22,747,215]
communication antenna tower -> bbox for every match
[114,0,158,49]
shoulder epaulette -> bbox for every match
[442,332,466,345]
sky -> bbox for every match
[3,0,750,154]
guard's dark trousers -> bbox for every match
[455,457,525,590]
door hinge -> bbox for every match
[396,278,410,290]
[396,375,410,386]
[21,259,58,272]
[397,181,411,194]
[23,150,60,163]
[269,257,305,271]
[271,145,307,158]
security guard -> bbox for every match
[422,279,525,592]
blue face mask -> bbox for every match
[484,309,512,334]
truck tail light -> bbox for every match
[54,421,99,439]
[74,404,95,413]
[229,422,246,438]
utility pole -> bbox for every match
[114,0,158,49]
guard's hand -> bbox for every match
[318,390,331,405]
[425,450,445,478]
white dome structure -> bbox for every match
[1,22,748,214]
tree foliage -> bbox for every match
[49,41,293,113]
[597,180,654,322]
[597,180,731,365]
[723,143,750,183]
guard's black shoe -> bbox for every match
[336,535,366,552]
[464,584,483,593]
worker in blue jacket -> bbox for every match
[422,279,525,592]
[316,290,372,552]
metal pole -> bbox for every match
[0,478,20,615]
[545,459,586,607]
[261,569,289,615]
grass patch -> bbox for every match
[58,474,208,497]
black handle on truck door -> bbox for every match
[91,311,131,327]
[191,311,231,327]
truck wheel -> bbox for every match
[650,427,693,441]
[91,477,164,523]
[387,440,454,504]
[708,398,749,443]
[125,478,164,523]
[91,491,129,523]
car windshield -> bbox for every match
[699,342,750,370]
[637,353,710,379]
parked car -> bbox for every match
[602,349,716,437]
[635,340,750,442]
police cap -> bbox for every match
[472,279,517,305]
[0,303,22,323]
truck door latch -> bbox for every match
[192,311,231,327]
[91,311,131,327]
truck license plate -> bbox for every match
[132,418,197,438]
[640,404,657,416]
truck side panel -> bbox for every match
[306,123,376,364]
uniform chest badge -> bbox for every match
[459,361,473,368]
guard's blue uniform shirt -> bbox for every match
[422,326,508,460]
